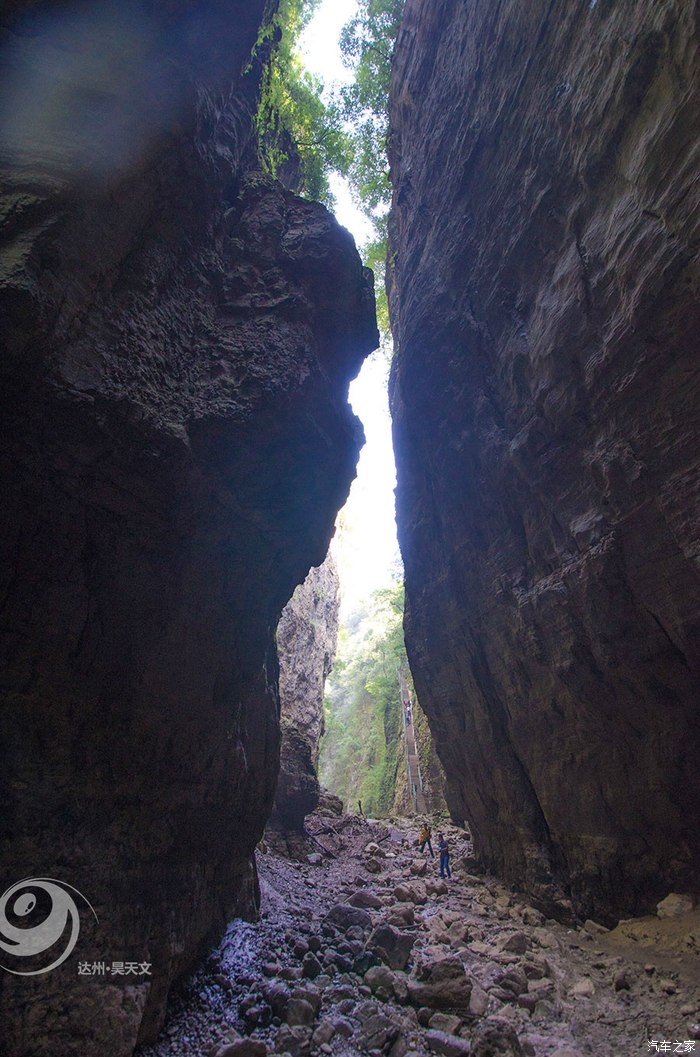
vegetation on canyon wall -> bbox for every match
[319,581,408,815]
[319,583,406,811]
[254,0,350,204]
[255,0,403,336]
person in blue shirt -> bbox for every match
[438,831,451,879]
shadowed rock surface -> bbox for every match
[0,2,377,1053]
[273,555,341,831]
[388,0,700,919]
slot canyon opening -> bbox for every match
[0,0,698,1055]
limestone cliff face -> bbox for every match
[273,554,340,830]
[0,3,377,1053]
[389,0,700,919]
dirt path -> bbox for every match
[138,814,700,1057]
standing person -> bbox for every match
[418,821,433,856]
[438,831,451,879]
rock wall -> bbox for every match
[388,0,700,920]
[273,553,341,831]
[0,2,377,1053]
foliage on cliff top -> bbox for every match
[255,0,404,336]
[254,0,352,205]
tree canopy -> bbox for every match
[254,0,352,206]
[254,0,405,340]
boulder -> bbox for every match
[408,956,473,1009]
[350,889,384,910]
[368,923,416,971]
[657,894,695,919]
[325,904,372,932]
[425,1031,471,1057]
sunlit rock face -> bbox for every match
[273,554,340,831]
[0,2,377,1053]
[388,0,700,920]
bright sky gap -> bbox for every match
[300,0,400,615]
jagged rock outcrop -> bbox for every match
[0,3,377,1054]
[389,0,700,919]
[273,553,340,830]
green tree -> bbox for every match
[319,580,407,815]
[338,0,404,218]
[337,0,405,341]
[254,0,404,338]
[254,0,352,206]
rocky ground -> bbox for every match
[138,814,700,1057]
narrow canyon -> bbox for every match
[0,0,697,1055]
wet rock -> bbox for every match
[425,1030,472,1057]
[657,894,695,918]
[368,923,416,971]
[325,904,372,931]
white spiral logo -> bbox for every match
[0,878,97,975]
